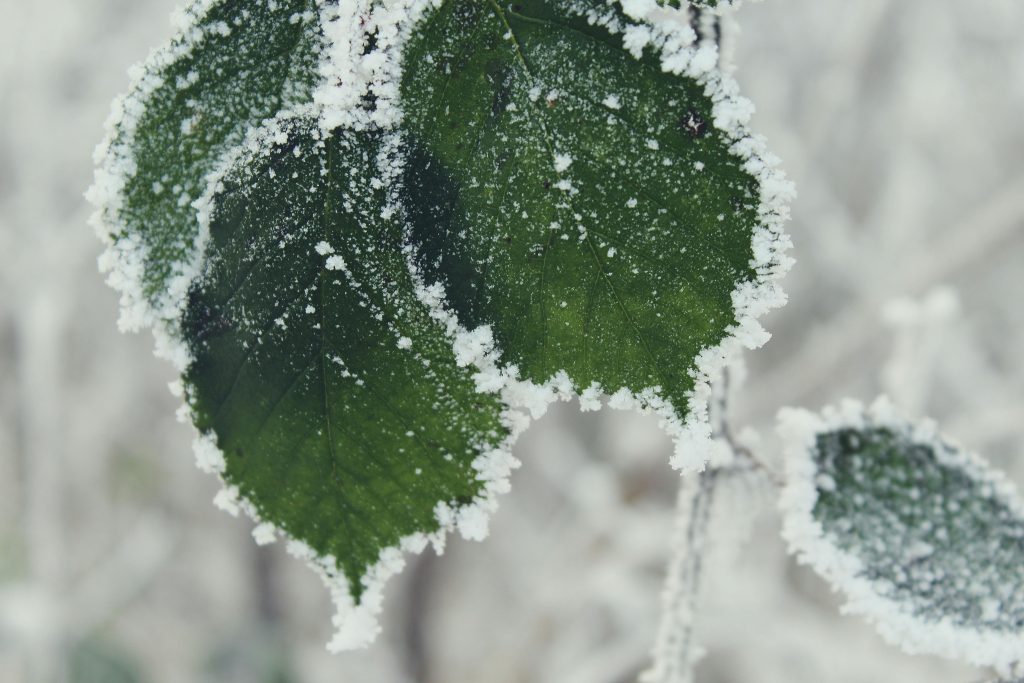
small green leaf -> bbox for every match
[399,0,787,467]
[779,398,1024,675]
[183,118,513,648]
[89,0,321,323]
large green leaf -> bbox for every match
[184,117,512,648]
[779,399,1024,675]
[89,0,322,324]
[399,0,783,465]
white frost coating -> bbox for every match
[192,432,226,475]
[554,152,574,172]
[324,254,347,271]
[579,382,604,411]
[314,0,374,131]
[602,93,622,109]
[252,522,278,546]
[778,397,1024,676]
[316,0,442,132]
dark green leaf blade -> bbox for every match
[184,118,513,650]
[89,0,322,327]
[779,399,1024,675]
[399,0,790,468]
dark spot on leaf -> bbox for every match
[679,109,708,137]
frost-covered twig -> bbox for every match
[641,369,733,683]
[641,468,719,683]
[715,367,783,486]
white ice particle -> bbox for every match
[602,93,622,109]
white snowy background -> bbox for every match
[2,0,1023,681]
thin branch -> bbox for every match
[640,468,719,683]
[717,368,784,487]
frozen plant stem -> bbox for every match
[642,370,729,683]
[641,469,719,683]
[643,367,778,683]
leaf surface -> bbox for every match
[779,399,1024,674]
[92,0,321,319]
[184,119,511,626]
[400,0,772,439]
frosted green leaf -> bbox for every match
[779,399,1024,676]
[89,0,322,325]
[399,0,789,468]
[184,118,513,649]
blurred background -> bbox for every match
[1,0,1023,681]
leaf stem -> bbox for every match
[641,468,719,683]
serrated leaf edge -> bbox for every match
[777,396,1024,675]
